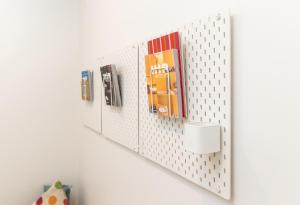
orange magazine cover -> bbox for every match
[147,32,186,118]
[145,49,182,118]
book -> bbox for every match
[81,70,93,101]
[147,32,186,118]
[145,49,183,118]
[100,66,113,105]
[100,64,122,107]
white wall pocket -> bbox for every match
[184,122,220,154]
[139,12,231,199]
[100,45,139,152]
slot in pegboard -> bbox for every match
[100,45,139,152]
[138,12,231,199]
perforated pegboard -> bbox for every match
[138,12,231,199]
[82,66,102,134]
[100,45,139,152]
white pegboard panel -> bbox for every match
[82,66,102,134]
[139,12,231,199]
[100,45,139,152]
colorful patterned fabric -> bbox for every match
[32,181,69,205]
[44,185,71,200]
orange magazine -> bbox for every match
[147,32,186,118]
[145,49,182,118]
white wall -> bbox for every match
[2,0,300,204]
[0,0,81,204]
[79,0,300,205]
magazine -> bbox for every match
[146,32,186,118]
[100,64,122,107]
[81,70,93,101]
[145,49,183,118]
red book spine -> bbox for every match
[153,38,161,53]
[160,35,170,51]
[148,41,153,54]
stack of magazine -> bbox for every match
[144,32,186,118]
[100,64,122,107]
[81,70,93,101]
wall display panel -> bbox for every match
[138,12,231,199]
[100,45,139,152]
[82,66,102,134]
